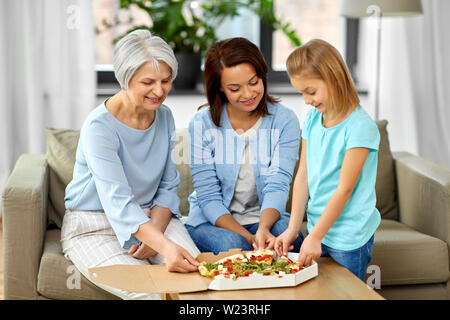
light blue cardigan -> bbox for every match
[185,102,301,228]
[65,103,181,249]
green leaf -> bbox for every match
[108,0,301,53]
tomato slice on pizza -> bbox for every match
[245,249,275,265]
[214,253,247,265]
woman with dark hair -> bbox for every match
[185,37,304,254]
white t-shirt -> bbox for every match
[230,117,263,225]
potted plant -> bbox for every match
[98,0,301,89]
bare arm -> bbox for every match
[288,138,309,232]
[215,214,255,246]
[274,138,308,255]
[149,205,172,233]
[259,208,280,230]
[128,206,173,259]
[133,221,198,272]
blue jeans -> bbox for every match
[320,235,375,281]
[186,215,304,255]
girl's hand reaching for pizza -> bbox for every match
[274,228,298,257]
[297,233,322,267]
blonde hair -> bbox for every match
[286,39,359,117]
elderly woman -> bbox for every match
[61,29,200,300]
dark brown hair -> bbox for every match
[201,37,279,127]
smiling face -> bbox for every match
[125,61,172,111]
[219,63,264,114]
[290,75,329,114]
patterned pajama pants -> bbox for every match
[60,208,200,300]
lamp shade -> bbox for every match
[340,0,423,17]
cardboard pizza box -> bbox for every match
[88,248,318,294]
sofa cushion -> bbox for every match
[45,128,80,228]
[174,128,194,216]
[37,229,120,300]
[285,120,399,220]
[371,219,449,286]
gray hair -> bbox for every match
[113,29,178,90]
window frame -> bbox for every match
[96,18,360,91]
[260,18,360,85]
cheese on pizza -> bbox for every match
[215,253,247,264]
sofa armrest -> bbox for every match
[393,152,450,248]
[2,154,48,299]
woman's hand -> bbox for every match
[128,243,158,260]
[254,227,276,250]
[255,208,280,250]
[160,240,199,273]
[132,221,198,272]
[274,228,298,257]
[297,233,322,267]
[246,233,257,249]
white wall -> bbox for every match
[356,17,422,157]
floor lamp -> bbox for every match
[340,0,423,120]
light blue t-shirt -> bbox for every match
[302,106,381,250]
[64,102,182,249]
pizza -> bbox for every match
[215,253,247,264]
[245,249,274,265]
[197,249,305,280]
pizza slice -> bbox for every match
[198,263,216,278]
[284,259,307,273]
[197,253,248,279]
[245,249,275,265]
[278,255,293,264]
[215,253,247,265]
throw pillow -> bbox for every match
[45,128,80,228]
[375,120,398,219]
[175,129,194,216]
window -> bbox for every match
[94,0,358,87]
[272,0,344,70]
[94,0,151,68]
[262,0,356,83]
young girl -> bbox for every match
[185,37,304,254]
[274,39,381,281]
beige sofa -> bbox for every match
[2,121,450,300]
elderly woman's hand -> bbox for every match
[128,243,158,260]
[160,240,199,273]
